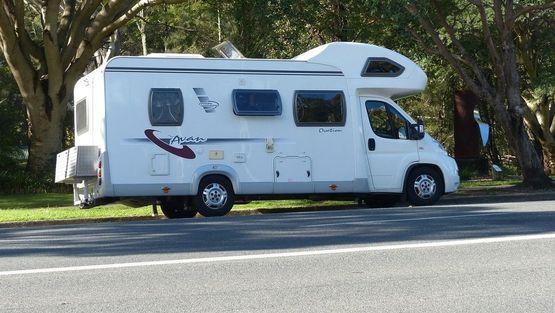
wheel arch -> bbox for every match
[403,163,445,195]
[191,165,239,195]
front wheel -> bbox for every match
[193,175,235,217]
[406,167,444,206]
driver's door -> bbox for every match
[361,97,419,191]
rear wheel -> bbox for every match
[406,167,443,206]
[160,197,197,218]
[193,175,235,217]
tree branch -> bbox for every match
[9,0,44,65]
[515,2,555,19]
[42,0,65,107]
[407,3,494,103]
[94,0,184,42]
[58,0,76,46]
[61,0,103,67]
[468,0,508,104]
[430,0,492,93]
[65,0,187,86]
[407,28,442,56]
[0,2,18,53]
[0,1,41,105]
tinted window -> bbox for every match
[362,58,404,77]
[294,91,346,126]
[75,99,88,135]
[365,101,408,139]
[149,88,184,126]
[233,90,282,116]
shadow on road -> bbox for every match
[1,204,554,258]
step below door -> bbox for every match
[273,156,314,194]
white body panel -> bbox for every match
[65,42,459,206]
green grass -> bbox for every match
[0,177,530,224]
[0,193,73,209]
[0,206,153,223]
[0,193,153,223]
[459,178,522,188]
[0,193,355,224]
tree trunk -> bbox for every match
[137,10,148,56]
[500,106,552,187]
[522,93,555,175]
[497,6,552,188]
[24,92,68,177]
[542,144,555,175]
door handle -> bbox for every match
[368,138,376,151]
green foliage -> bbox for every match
[0,167,70,194]
[0,58,26,163]
[123,2,222,55]
[0,57,69,194]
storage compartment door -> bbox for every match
[273,156,314,194]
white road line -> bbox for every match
[1,233,554,276]
[302,212,511,228]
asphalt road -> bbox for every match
[1,200,554,313]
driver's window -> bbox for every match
[365,100,408,140]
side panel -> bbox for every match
[103,68,361,197]
[74,70,106,151]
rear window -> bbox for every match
[149,88,184,126]
[75,98,88,135]
[294,91,346,126]
[233,90,282,116]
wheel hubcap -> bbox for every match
[413,174,436,199]
[202,183,228,209]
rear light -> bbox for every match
[98,161,102,185]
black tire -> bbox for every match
[406,166,444,206]
[160,197,198,218]
[193,175,235,217]
[363,195,400,208]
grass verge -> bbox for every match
[0,193,354,224]
[0,177,532,224]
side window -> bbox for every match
[75,98,88,135]
[149,88,184,126]
[365,101,408,139]
[361,58,404,77]
[294,91,346,126]
[233,90,282,116]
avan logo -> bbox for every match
[144,129,196,159]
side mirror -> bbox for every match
[409,119,425,140]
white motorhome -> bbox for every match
[55,42,459,218]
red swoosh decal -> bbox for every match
[144,129,196,159]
